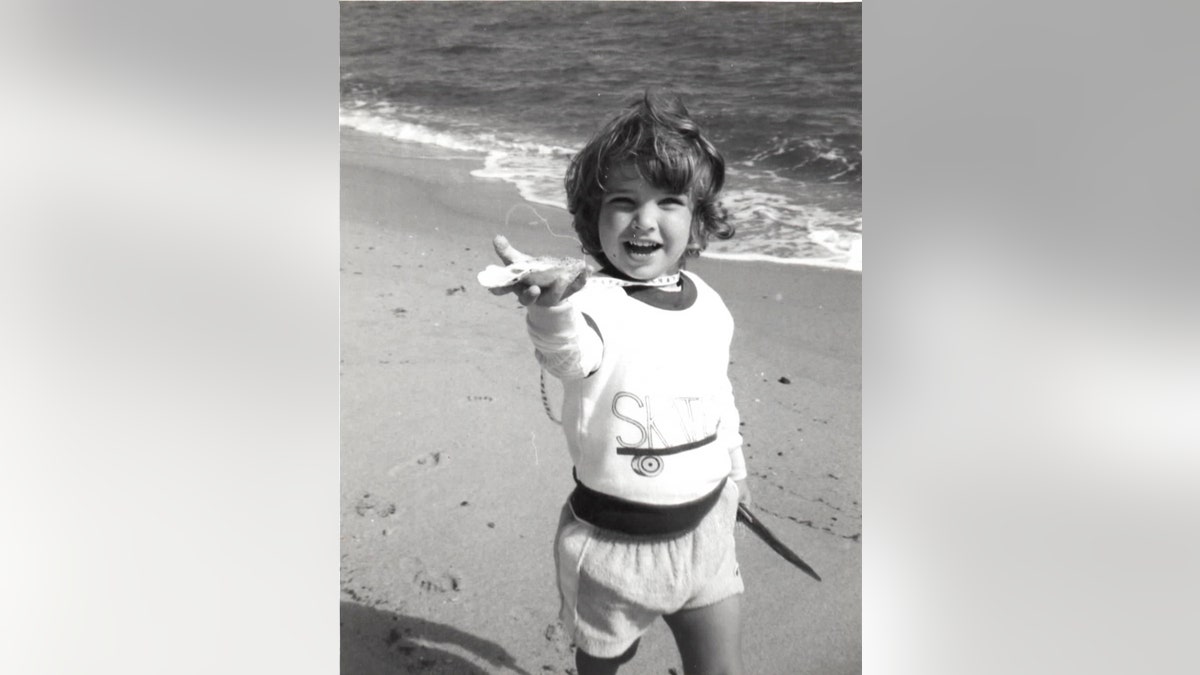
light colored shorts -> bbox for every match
[553,480,744,658]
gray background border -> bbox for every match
[4,1,1199,673]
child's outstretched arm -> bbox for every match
[485,236,602,381]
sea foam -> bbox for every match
[342,106,862,272]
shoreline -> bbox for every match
[340,126,861,674]
[342,126,863,274]
[703,249,863,271]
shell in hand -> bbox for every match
[476,256,587,289]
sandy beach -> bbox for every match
[340,127,861,674]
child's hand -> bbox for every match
[487,235,587,307]
[735,478,752,507]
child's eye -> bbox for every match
[605,197,635,207]
[660,197,687,207]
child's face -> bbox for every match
[597,164,693,280]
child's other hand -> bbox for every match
[734,478,752,539]
[489,235,586,307]
[735,479,751,507]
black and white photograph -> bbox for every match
[339,2,861,673]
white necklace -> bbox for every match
[588,272,682,288]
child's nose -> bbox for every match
[631,205,658,231]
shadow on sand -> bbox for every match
[341,601,533,675]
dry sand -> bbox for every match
[340,128,861,674]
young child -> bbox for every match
[490,91,749,675]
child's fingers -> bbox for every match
[489,281,538,302]
[492,235,532,265]
[538,277,576,306]
[488,270,580,307]
[518,284,541,306]
[488,280,549,307]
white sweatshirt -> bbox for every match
[526,271,747,506]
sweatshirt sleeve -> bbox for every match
[525,301,603,381]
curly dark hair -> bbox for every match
[564,90,734,267]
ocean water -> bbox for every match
[340,1,862,271]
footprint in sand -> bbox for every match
[415,451,442,467]
[543,622,574,657]
[414,569,461,594]
[353,492,397,518]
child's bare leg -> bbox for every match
[663,594,744,675]
[574,640,639,675]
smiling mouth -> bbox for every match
[623,241,662,256]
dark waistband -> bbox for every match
[568,471,727,538]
